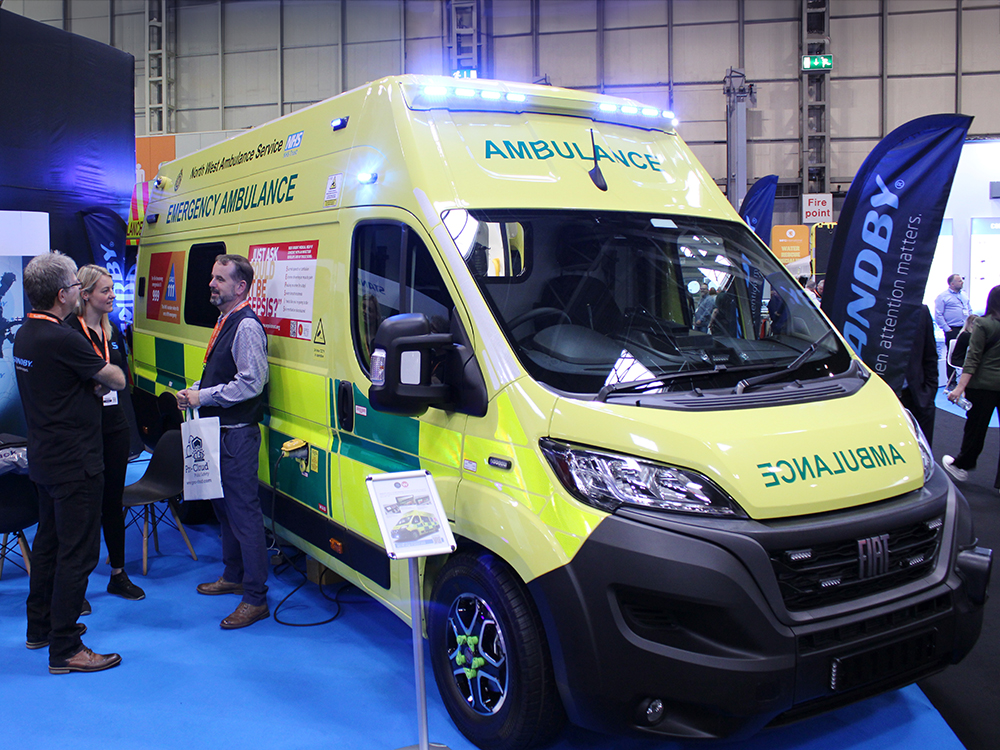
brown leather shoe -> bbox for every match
[220,602,269,630]
[197,577,244,596]
[49,645,121,674]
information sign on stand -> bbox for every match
[367,470,455,750]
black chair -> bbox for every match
[0,473,39,579]
[122,430,198,575]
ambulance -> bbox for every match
[133,75,991,750]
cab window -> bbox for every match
[184,241,226,327]
[352,222,455,373]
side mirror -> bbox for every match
[369,313,453,416]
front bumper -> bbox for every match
[528,468,990,740]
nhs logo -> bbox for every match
[285,130,304,156]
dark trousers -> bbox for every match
[952,387,1000,487]
[210,424,268,607]
[27,476,104,664]
[102,427,130,570]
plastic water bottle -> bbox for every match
[955,396,973,411]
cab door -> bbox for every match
[332,208,467,606]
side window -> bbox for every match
[184,241,226,327]
[352,222,455,372]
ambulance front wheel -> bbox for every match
[428,551,566,750]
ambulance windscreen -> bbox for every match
[445,209,852,397]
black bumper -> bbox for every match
[527,469,989,740]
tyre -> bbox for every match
[428,551,565,750]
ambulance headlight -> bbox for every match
[540,438,746,518]
[904,409,934,482]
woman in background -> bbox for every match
[69,265,145,601]
[944,287,1000,488]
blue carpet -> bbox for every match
[0,460,965,750]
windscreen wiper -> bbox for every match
[597,364,759,402]
[734,330,835,395]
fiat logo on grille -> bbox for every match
[857,533,890,579]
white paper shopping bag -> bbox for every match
[181,408,224,501]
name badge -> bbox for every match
[103,391,118,406]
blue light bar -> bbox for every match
[505,92,525,102]
[454,88,477,98]
[663,110,675,119]
[599,103,617,113]
[424,85,448,97]
[641,107,659,117]
[620,105,638,115]
[481,90,502,100]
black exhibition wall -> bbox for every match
[0,8,135,266]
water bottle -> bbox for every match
[955,395,973,411]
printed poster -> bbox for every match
[366,470,456,560]
[147,251,185,323]
[247,241,318,340]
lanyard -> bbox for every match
[77,316,110,362]
[203,300,250,365]
[27,311,63,324]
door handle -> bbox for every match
[337,380,355,432]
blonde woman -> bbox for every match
[68,265,145,601]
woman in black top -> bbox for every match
[68,265,145,601]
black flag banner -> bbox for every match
[821,114,972,392]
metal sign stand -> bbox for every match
[396,556,450,750]
[365,470,455,750]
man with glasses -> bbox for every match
[935,273,972,348]
[14,252,126,674]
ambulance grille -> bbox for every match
[769,516,944,611]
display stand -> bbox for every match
[366,469,456,750]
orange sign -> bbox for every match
[771,225,810,265]
[135,135,176,184]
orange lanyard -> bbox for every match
[203,300,250,365]
[27,311,63,323]
[77,317,110,362]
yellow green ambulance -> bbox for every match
[133,75,991,750]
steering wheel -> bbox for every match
[507,307,572,331]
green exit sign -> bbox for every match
[802,55,833,71]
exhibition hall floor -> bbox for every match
[0,430,989,750]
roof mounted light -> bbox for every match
[599,103,617,113]
[663,110,675,119]
[505,92,525,102]
[330,116,349,131]
[454,87,476,98]
[641,107,659,117]
[357,172,378,184]
[424,85,448,97]
[480,89,502,100]
[620,105,638,115]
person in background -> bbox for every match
[68,265,145,602]
[176,255,270,629]
[898,306,938,445]
[14,252,126,674]
[945,314,978,389]
[815,278,825,300]
[693,285,717,332]
[943,286,1000,487]
[934,273,972,347]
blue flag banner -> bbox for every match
[738,175,777,336]
[820,114,972,392]
[81,206,137,336]
[739,174,778,243]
